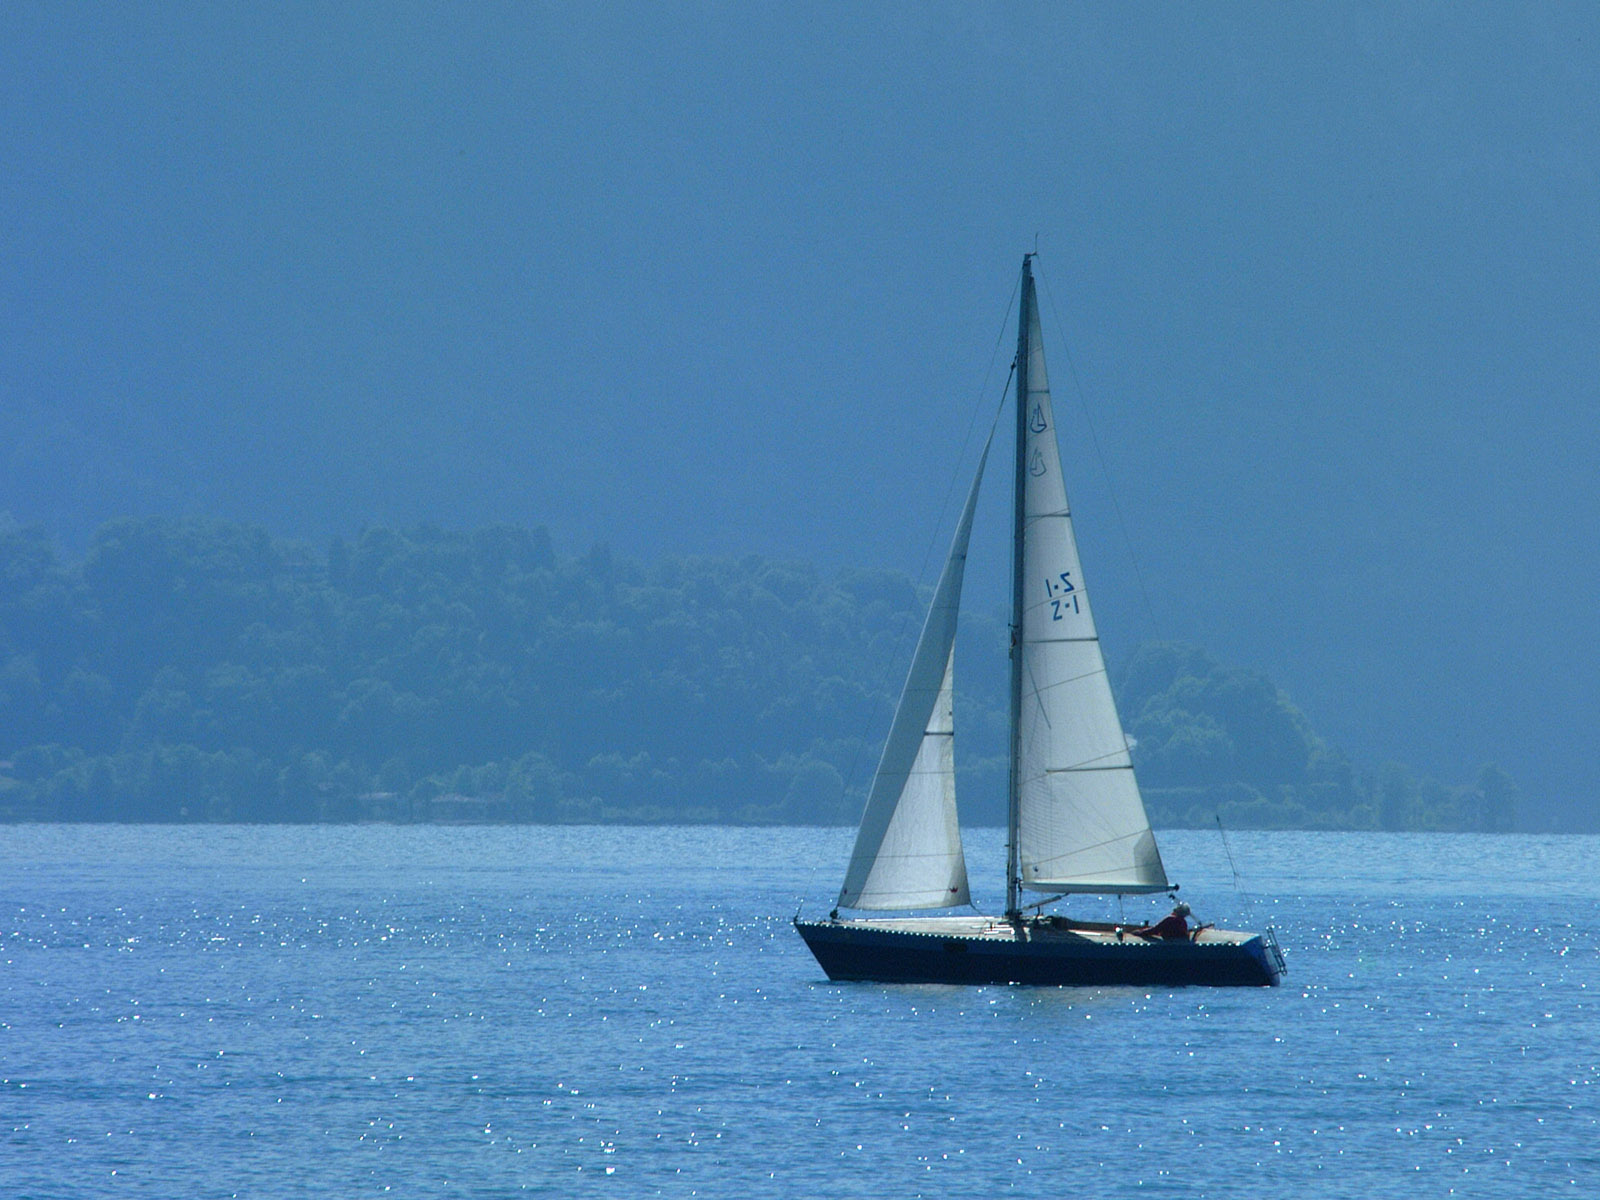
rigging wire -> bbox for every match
[1216,814,1266,935]
[795,275,1022,920]
[1216,813,1251,903]
[1215,813,1287,974]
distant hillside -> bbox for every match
[0,518,1521,830]
[1115,642,1518,833]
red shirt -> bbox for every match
[1135,913,1189,941]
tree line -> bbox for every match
[0,517,1519,830]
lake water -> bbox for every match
[2,825,1597,1197]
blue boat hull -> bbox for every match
[794,918,1282,988]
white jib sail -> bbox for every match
[837,440,990,910]
[1014,287,1169,894]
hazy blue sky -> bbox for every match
[3,3,1597,810]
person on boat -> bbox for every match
[1130,901,1208,941]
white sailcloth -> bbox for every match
[1014,284,1169,894]
[837,441,990,910]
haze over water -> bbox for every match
[3,824,1596,1196]
[5,5,1600,809]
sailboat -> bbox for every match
[794,256,1285,988]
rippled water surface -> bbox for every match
[3,825,1598,1197]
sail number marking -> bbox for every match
[1044,571,1080,620]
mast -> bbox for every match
[1006,255,1033,918]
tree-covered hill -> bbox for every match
[1117,642,1517,832]
[0,518,1519,829]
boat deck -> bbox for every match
[824,914,1259,947]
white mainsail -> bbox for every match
[1013,268,1169,894]
[836,441,990,910]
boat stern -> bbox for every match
[1241,927,1287,986]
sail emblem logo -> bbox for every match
[1029,405,1048,434]
[1028,448,1048,477]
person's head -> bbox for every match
[1173,902,1191,917]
